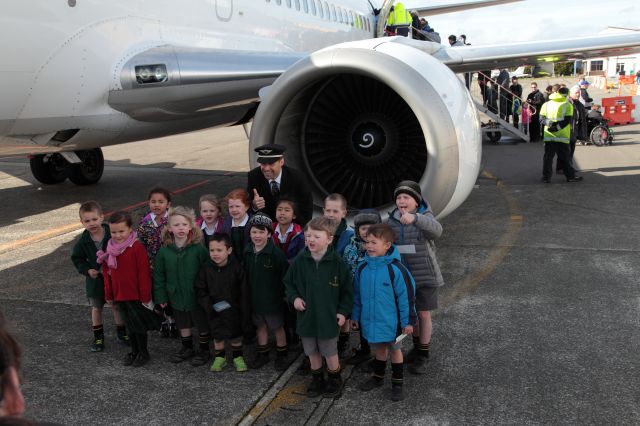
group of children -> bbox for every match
[71,179,444,402]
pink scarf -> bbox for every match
[96,231,138,270]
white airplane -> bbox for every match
[2,1,640,218]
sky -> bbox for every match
[400,0,639,45]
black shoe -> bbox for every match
[132,353,150,367]
[169,347,195,363]
[541,177,550,183]
[408,355,427,375]
[323,374,343,398]
[358,377,383,392]
[297,357,311,376]
[347,348,373,365]
[123,352,137,366]
[249,352,270,369]
[190,351,210,367]
[274,355,289,371]
[306,374,326,398]
[89,338,104,352]
[567,176,583,182]
[391,385,404,402]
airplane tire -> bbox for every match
[29,154,68,184]
[487,131,502,143]
[67,148,104,185]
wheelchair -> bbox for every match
[587,118,614,146]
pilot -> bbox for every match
[247,144,313,227]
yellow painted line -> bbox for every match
[439,170,524,309]
[0,179,211,255]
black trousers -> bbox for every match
[556,138,576,172]
[543,142,575,180]
[530,113,541,141]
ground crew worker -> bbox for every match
[540,87,583,183]
[386,3,411,36]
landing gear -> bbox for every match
[67,149,104,185]
[29,148,104,185]
[29,153,68,184]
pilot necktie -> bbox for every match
[270,180,280,197]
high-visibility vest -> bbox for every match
[387,3,411,26]
[540,93,573,143]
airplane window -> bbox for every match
[286,0,291,7]
[302,0,308,13]
[323,1,329,19]
[343,9,348,24]
[294,0,300,10]
[330,4,336,21]
[309,0,315,15]
[349,11,354,26]
[316,0,323,18]
[336,6,343,23]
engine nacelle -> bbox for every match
[249,38,481,218]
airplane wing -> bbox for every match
[390,32,640,72]
[412,0,523,16]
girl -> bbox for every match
[196,194,224,248]
[153,207,211,366]
[98,211,160,367]
[137,187,176,337]
[220,189,252,261]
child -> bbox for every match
[71,201,128,352]
[153,207,210,366]
[221,189,252,262]
[137,186,176,337]
[351,224,416,402]
[244,213,290,371]
[521,102,533,136]
[272,197,305,263]
[98,211,160,367]
[385,180,443,376]
[196,194,224,248]
[323,193,354,358]
[284,217,353,398]
[195,233,251,373]
[342,209,381,366]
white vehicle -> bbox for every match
[510,66,532,78]
[2,0,640,217]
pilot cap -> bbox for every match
[394,180,423,205]
[247,212,273,233]
[255,144,286,164]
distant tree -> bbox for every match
[554,61,575,76]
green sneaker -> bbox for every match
[233,356,248,372]
[210,356,227,372]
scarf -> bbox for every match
[96,231,138,270]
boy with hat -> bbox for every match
[385,180,444,375]
[243,213,291,371]
[247,143,313,226]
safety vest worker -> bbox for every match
[386,3,412,36]
[540,92,573,143]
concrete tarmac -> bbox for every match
[1,122,639,425]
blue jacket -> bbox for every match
[352,246,416,344]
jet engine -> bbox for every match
[249,39,481,218]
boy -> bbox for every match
[323,193,354,357]
[385,180,444,375]
[71,201,128,352]
[284,217,353,398]
[272,197,305,263]
[243,213,290,371]
[195,233,251,372]
[342,209,381,366]
[351,224,416,401]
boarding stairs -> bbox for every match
[469,72,530,143]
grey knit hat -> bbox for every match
[353,209,382,229]
[247,212,273,233]
[393,180,422,205]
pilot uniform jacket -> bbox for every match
[71,224,110,299]
[385,203,444,289]
[352,246,416,344]
[284,247,353,339]
[153,242,209,312]
[244,239,289,315]
[247,165,313,227]
[195,256,251,340]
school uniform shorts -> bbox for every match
[89,297,106,308]
[301,336,338,358]
[416,286,438,311]
[252,312,284,331]
[174,307,209,333]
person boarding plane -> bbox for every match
[2,0,640,218]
